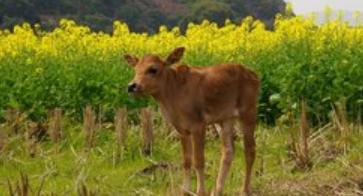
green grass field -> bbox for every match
[1,111,362,196]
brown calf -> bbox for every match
[125,47,260,196]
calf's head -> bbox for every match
[124,47,185,96]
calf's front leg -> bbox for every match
[180,134,192,194]
[192,128,206,196]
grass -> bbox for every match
[0,114,363,195]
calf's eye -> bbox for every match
[147,67,158,75]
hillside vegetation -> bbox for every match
[0,0,287,33]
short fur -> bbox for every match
[125,47,260,196]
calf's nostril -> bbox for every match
[128,83,137,93]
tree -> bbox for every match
[0,0,288,33]
[0,0,39,29]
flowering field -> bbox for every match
[0,16,362,123]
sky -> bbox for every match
[285,0,363,14]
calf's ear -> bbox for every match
[166,47,185,66]
[124,54,139,67]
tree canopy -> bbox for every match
[0,0,288,33]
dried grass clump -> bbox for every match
[332,102,351,152]
[83,106,96,150]
[8,173,46,196]
[77,182,97,196]
[288,101,312,171]
[24,122,47,157]
[5,108,26,134]
[114,107,128,163]
[49,108,63,143]
[0,125,7,152]
[7,173,30,196]
[141,108,153,155]
[25,122,47,142]
[24,125,37,158]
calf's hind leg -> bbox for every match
[240,109,257,196]
[213,121,235,196]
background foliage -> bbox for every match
[0,0,287,33]
[0,15,362,123]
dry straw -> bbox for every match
[78,182,97,196]
[332,102,351,152]
[298,100,311,169]
[49,108,63,143]
[24,122,42,158]
[7,173,29,196]
[141,107,153,155]
[114,107,128,163]
[0,125,7,152]
[288,100,312,171]
[7,173,46,196]
[5,108,21,134]
[83,106,96,150]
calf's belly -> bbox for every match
[202,108,240,124]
